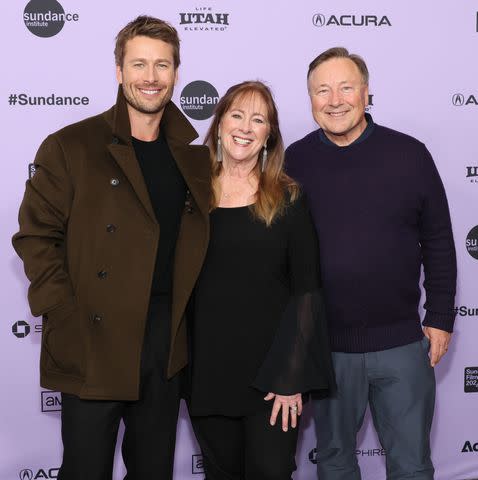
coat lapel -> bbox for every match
[161,102,210,220]
[107,143,157,223]
[106,87,156,224]
[104,87,211,376]
[104,87,210,223]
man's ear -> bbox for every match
[116,64,123,85]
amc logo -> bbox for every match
[192,454,204,474]
[41,391,62,412]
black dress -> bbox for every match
[189,194,334,417]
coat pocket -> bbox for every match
[42,299,85,378]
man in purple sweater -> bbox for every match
[286,47,456,480]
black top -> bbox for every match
[132,133,186,297]
[285,116,457,353]
[189,195,335,416]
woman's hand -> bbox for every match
[264,392,302,432]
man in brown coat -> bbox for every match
[12,16,210,480]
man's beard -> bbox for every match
[122,83,172,115]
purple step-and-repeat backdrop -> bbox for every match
[2,1,477,479]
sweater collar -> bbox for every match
[318,113,375,148]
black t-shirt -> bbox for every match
[189,195,335,416]
[132,133,186,297]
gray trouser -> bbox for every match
[314,337,436,480]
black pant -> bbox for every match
[58,298,180,480]
[191,410,300,480]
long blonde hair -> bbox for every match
[205,81,299,226]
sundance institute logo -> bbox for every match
[466,226,478,259]
[23,0,79,38]
[180,81,219,120]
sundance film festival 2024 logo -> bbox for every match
[24,0,79,38]
[465,367,478,393]
[180,81,219,120]
[312,13,391,27]
[179,7,229,32]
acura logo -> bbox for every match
[452,93,465,106]
[312,13,326,27]
[311,13,391,27]
[19,470,33,480]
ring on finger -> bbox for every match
[290,405,298,412]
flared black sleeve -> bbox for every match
[252,194,336,396]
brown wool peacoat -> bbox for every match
[12,88,211,400]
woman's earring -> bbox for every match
[217,133,223,163]
[261,144,268,172]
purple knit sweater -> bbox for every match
[285,119,457,353]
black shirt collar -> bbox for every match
[318,113,375,147]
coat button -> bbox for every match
[97,270,107,279]
[110,178,120,187]
[185,198,194,214]
[93,314,102,323]
[106,224,116,233]
[112,136,119,144]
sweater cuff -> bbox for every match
[422,310,455,333]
